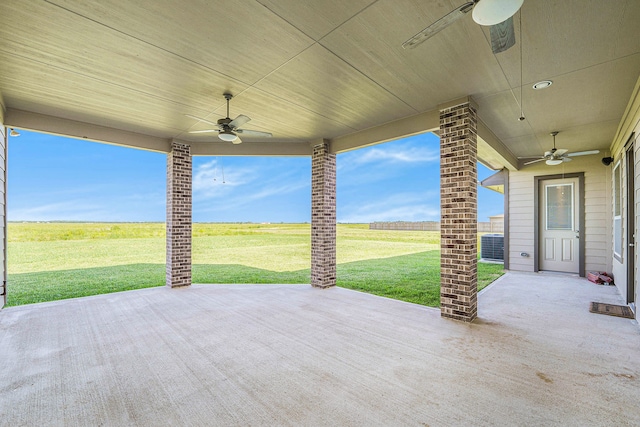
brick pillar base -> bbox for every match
[440,100,478,322]
[166,142,192,288]
[311,140,336,288]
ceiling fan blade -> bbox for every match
[188,129,219,134]
[185,114,220,127]
[490,16,515,54]
[236,129,273,138]
[524,158,545,165]
[229,114,251,129]
[562,157,573,162]
[402,2,475,49]
[554,148,568,156]
[232,135,243,145]
[567,150,600,157]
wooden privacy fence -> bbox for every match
[369,221,504,233]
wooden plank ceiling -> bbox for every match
[1,0,639,166]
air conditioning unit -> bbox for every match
[481,234,504,261]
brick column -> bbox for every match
[440,100,478,322]
[311,140,336,288]
[166,141,192,288]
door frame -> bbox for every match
[626,140,636,306]
[533,172,585,276]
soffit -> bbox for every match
[476,54,640,157]
[0,0,638,164]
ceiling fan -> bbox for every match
[402,0,524,54]
[186,93,272,144]
[523,132,600,166]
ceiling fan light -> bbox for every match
[546,159,563,166]
[218,131,237,142]
[472,0,524,26]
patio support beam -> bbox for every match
[4,109,172,153]
[311,139,336,288]
[330,110,439,154]
[439,98,478,322]
[166,141,192,288]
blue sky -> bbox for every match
[7,130,503,223]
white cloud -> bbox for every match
[192,158,311,217]
[339,205,440,224]
[232,181,308,205]
[193,159,255,199]
[338,192,440,223]
[354,146,439,165]
[339,141,439,171]
[9,189,166,222]
[9,201,110,222]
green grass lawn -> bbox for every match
[6,223,504,307]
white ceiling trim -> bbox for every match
[5,109,172,153]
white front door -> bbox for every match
[539,177,580,273]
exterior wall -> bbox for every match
[584,168,612,273]
[611,151,627,299]
[507,171,536,271]
[609,76,640,310]
[166,142,192,288]
[439,101,478,322]
[311,141,336,288]
[507,156,612,275]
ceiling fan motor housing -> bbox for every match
[187,92,272,143]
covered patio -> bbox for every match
[1,272,639,425]
[1,1,640,422]
[2,0,640,321]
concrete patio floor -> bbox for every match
[1,272,639,426]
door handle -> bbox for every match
[630,243,635,247]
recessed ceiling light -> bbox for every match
[533,80,553,90]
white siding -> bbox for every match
[584,166,612,273]
[508,156,612,274]
[612,125,640,304]
[606,76,640,314]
